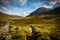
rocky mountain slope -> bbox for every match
[28,7,50,16]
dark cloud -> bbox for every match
[55,2,60,7]
[38,0,60,5]
[0,0,27,11]
[0,0,27,6]
[0,0,60,7]
[0,7,8,12]
[0,0,10,6]
[39,0,56,1]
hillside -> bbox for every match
[0,12,21,27]
[0,7,60,40]
[28,7,50,16]
[0,12,22,21]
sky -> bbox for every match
[0,0,60,17]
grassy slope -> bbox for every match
[9,13,60,40]
[0,12,60,40]
[11,13,60,25]
[0,12,21,21]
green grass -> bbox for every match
[9,23,60,40]
[0,14,60,40]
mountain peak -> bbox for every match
[37,7,48,10]
[28,7,50,16]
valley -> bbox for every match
[0,7,60,40]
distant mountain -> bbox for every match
[28,7,51,16]
[28,7,60,17]
[0,12,21,21]
[51,7,60,14]
[22,7,60,24]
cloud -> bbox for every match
[1,7,8,11]
[43,5,53,8]
[39,0,60,5]
[34,0,60,9]
[50,0,57,5]
[0,0,9,6]
[0,0,28,14]
[33,2,53,9]
[1,7,29,17]
[0,0,27,6]
[20,12,28,17]
[18,0,27,6]
[39,0,56,1]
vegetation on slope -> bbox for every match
[0,7,60,40]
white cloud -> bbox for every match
[43,5,53,8]
[50,0,57,5]
[20,12,28,17]
[50,0,60,5]
[18,0,27,6]
[33,2,53,9]
[1,7,8,12]
[2,7,29,17]
[0,6,33,17]
[0,0,27,6]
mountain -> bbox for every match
[51,7,60,14]
[18,7,60,24]
[27,7,60,19]
[0,12,22,27]
[11,7,60,25]
[0,12,21,21]
[28,7,60,17]
[28,7,50,16]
